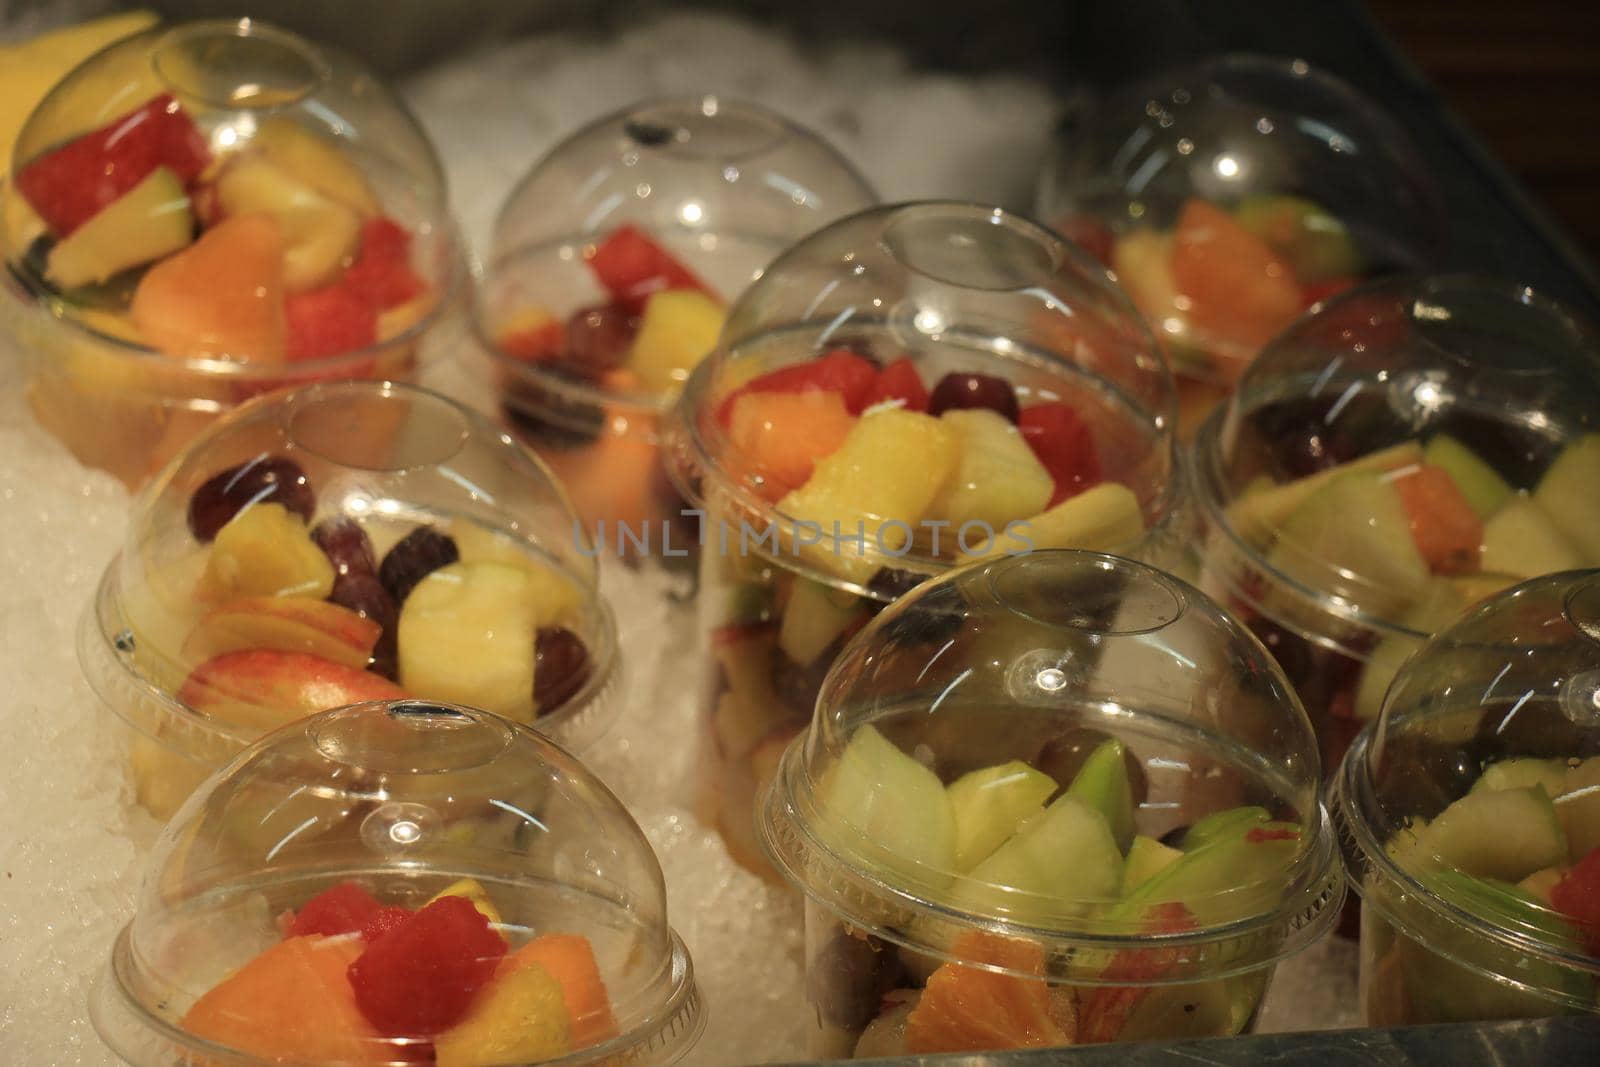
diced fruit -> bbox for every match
[504,934,617,1049]
[818,725,957,888]
[182,596,381,669]
[285,283,378,360]
[1473,758,1569,797]
[1018,403,1101,506]
[1519,865,1568,905]
[379,526,460,605]
[253,117,379,216]
[1550,848,1600,954]
[717,349,881,423]
[188,456,314,541]
[1111,230,1180,324]
[927,372,1020,423]
[449,522,583,626]
[562,303,637,375]
[202,503,335,601]
[1232,195,1360,283]
[1224,442,1423,542]
[947,761,1060,872]
[929,409,1054,531]
[1117,820,1302,926]
[1427,869,1588,949]
[954,794,1123,921]
[1389,463,1483,574]
[1353,578,1468,720]
[1066,738,1136,853]
[43,165,193,289]
[533,628,592,713]
[1121,835,1183,896]
[215,155,362,291]
[131,215,286,361]
[1171,199,1303,348]
[1533,435,1600,564]
[711,628,784,760]
[433,961,571,1066]
[728,390,857,501]
[1557,758,1600,860]
[904,932,1066,1053]
[1480,497,1585,578]
[1180,806,1270,851]
[288,881,384,938]
[398,561,538,722]
[854,989,920,1057]
[1423,436,1512,519]
[1055,214,1115,265]
[498,307,564,362]
[343,217,427,310]
[1417,785,1568,881]
[959,482,1143,563]
[625,288,725,394]
[778,576,866,667]
[1078,903,1202,1043]
[348,895,509,1036]
[178,649,407,733]
[182,936,382,1062]
[587,224,711,309]
[16,93,209,236]
[426,878,504,926]
[864,356,930,412]
[776,408,959,583]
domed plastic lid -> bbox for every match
[762,550,1342,979]
[1038,54,1444,383]
[1336,571,1600,1010]
[1193,275,1600,648]
[666,201,1181,599]
[91,699,703,1066]
[2,18,459,372]
[478,94,876,423]
[83,381,618,812]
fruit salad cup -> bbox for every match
[1037,54,1445,435]
[758,550,1344,1056]
[1191,275,1600,780]
[472,96,875,554]
[91,698,705,1065]
[0,18,463,488]
[81,380,619,821]
[1334,570,1600,1025]
[664,201,1184,876]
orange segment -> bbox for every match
[904,932,1068,1053]
[504,934,618,1049]
[1171,199,1302,349]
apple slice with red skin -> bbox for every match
[1077,902,1197,1043]
[182,596,382,670]
[178,649,407,733]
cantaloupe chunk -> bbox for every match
[132,215,287,361]
[503,934,618,1049]
[728,390,857,501]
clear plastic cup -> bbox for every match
[1037,54,1445,435]
[1191,274,1600,778]
[90,698,703,1065]
[471,95,876,553]
[759,549,1343,1056]
[662,201,1183,875]
[80,380,618,821]
[0,18,463,488]
[1334,571,1600,1025]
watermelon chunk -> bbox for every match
[286,284,378,361]
[347,895,508,1036]
[715,349,879,424]
[587,224,711,311]
[863,356,930,412]
[288,881,383,939]
[342,217,426,310]
[1018,402,1102,506]
[1550,847,1600,955]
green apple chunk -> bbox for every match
[1225,441,1422,545]
[958,482,1143,563]
[818,725,956,887]
[1417,785,1568,881]
[1472,758,1569,798]
[1233,194,1361,282]
[46,165,195,289]
[1557,757,1600,859]
[1111,229,1180,322]
[946,760,1058,871]
[1121,835,1183,896]
[1423,435,1512,519]
[1116,820,1303,926]
[1066,738,1137,853]
[398,561,537,722]
[1533,435,1600,564]
[1480,497,1585,579]
[928,409,1054,531]
[1354,579,1468,720]
[953,793,1123,922]
[778,577,865,668]
[1181,806,1270,851]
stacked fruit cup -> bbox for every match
[1334,571,1600,1025]
[1190,275,1600,784]
[663,201,1186,876]
[1037,54,1445,435]
[758,549,1345,1057]
[471,95,876,556]
[80,380,619,821]
[90,698,705,1066]
[0,18,462,488]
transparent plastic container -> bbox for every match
[1334,571,1600,1025]
[1037,54,1445,435]
[1191,274,1600,776]
[81,380,618,821]
[662,201,1182,875]
[91,699,703,1065]
[0,18,463,488]
[473,95,876,551]
[758,550,1343,1056]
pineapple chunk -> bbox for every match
[252,117,380,216]
[958,482,1144,562]
[1481,497,1585,579]
[449,520,585,627]
[201,503,335,601]
[216,154,362,292]
[776,408,958,582]
[426,877,504,925]
[928,409,1053,531]
[398,562,538,721]
[625,289,725,394]
[433,962,570,1067]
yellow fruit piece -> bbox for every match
[202,503,336,601]
[398,562,538,721]
[426,878,504,926]
[1112,229,1180,326]
[449,521,586,627]
[929,409,1054,530]
[498,306,559,338]
[377,293,435,342]
[625,289,724,394]
[434,961,571,1067]
[959,482,1144,563]
[252,117,380,216]
[216,155,362,292]
[46,166,194,289]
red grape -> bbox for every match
[378,526,459,606]
[312,516,377,577]
[564,303,637,377]
[533,627,591,712]
[187,456,314,541]
[927,372,1019,423]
